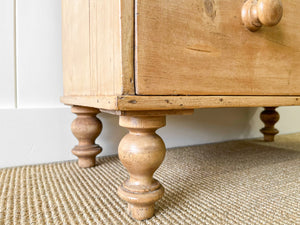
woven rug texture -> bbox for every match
[1,133,300,225]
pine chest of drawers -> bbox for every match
[61,0,300,220]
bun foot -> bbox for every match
[260,107,280,142]
[118,115,166,220]
[71,106,102,168]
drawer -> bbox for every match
[135,0,300,96]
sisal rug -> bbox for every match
[1,134,300,225]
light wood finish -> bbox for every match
[71,106,102,168]
[260,107,280,142]
[61,0,300,220]
[62,0,134,97]
[100,109,194,116]
[61,96,300,112]
[118,115,166,220]
[62,96,118,111]
[120,0,135,94]
[135,0,300,96]
[62,0,90,96]
[242,0,283,31]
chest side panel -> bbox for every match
[62,0,134,97]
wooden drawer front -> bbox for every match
[135,0,300,96]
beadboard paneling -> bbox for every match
[16,0,63,108]
[0,0,15,108]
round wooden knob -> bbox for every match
[242,0,283,31]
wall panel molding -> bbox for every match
[16,0,63,108]
[0,0,15,108]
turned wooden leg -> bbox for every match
[71,106,102,168]
[260,107,280,142]
[118,115,166,220]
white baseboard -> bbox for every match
[1,107,300,168]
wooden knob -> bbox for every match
[242,0,283,31]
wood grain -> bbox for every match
[260,107,280,142]
[61,95,300,111]
[60,1,300,220]
[71,106,102,168]
[242,0,283,31]
[62,0,134,96]
[120,0,135,94]
[135,0,300,96]
[89,0,122,95]
[100,109,194,116]
[61,96,118,110]
[62,0,91,96]
[118,115,166,220]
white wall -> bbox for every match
[1,0,300,168]
[0,0,15,109]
